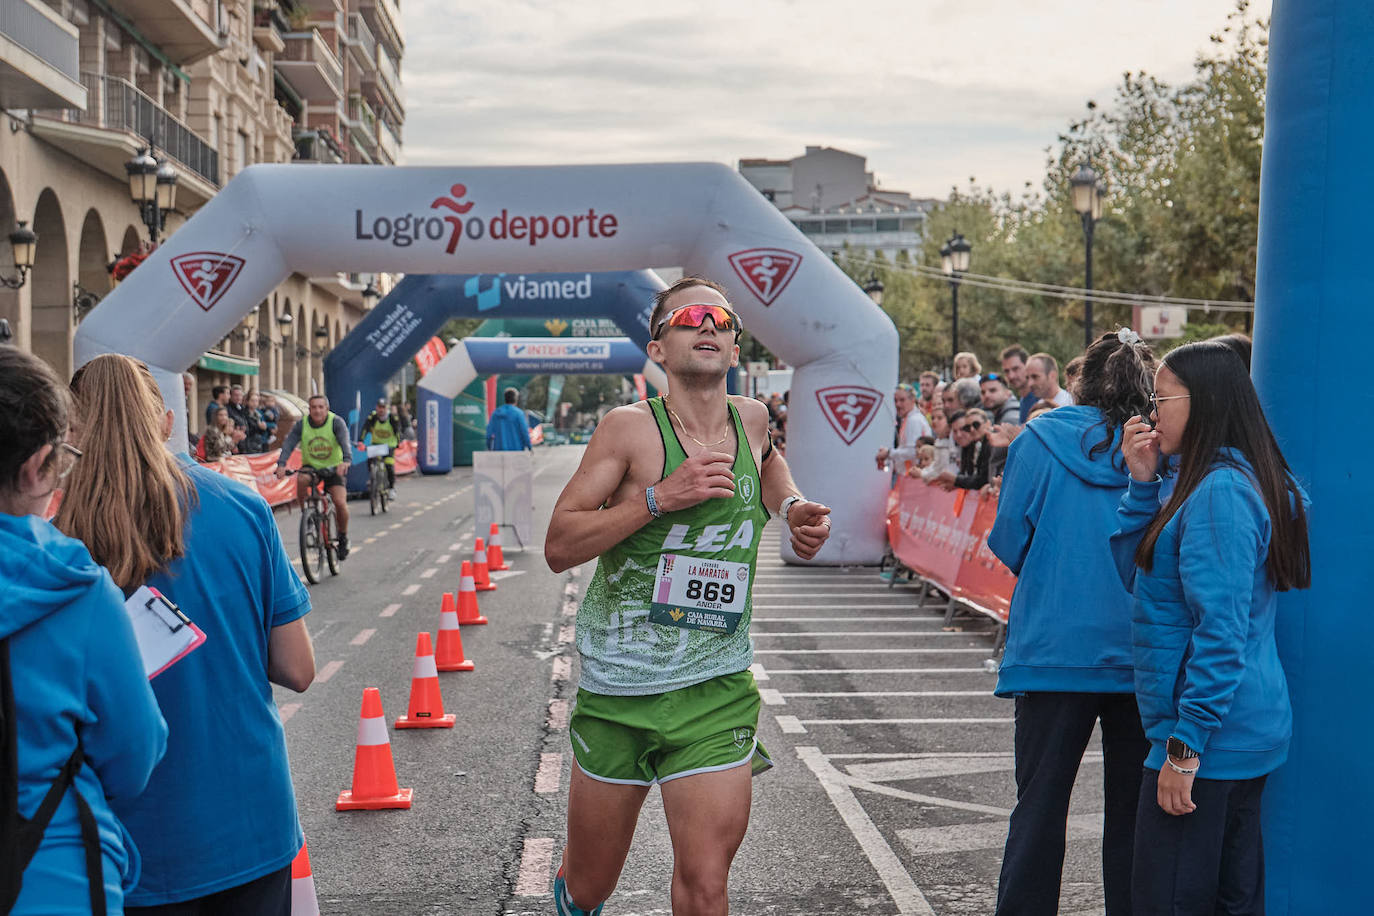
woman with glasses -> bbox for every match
[56,354,314,916]
[1116,340,1309,914]
[0,346,166,915]
[988,331,1157,916]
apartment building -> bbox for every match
[0,0,405,423]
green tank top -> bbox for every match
[300,412,343,468]
[370,415,398,446]
[576,397,770,696]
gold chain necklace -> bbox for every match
[663,396,731,448]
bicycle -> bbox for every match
[289,468,340,584]
[365,444,391,516]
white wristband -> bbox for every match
[1165,757,1199,775]
[779,494,805,525]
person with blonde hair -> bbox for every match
[0,346,166,915]
[953,350,982,379]
[57,354,315,915]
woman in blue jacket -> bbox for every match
[988,330,1156,916]
[1115,340,1309,914]
[56,355,315,915]
[0,347,167,914]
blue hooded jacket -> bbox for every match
[989,405,1136,696]
[0,512,166,914]
[1111,450,1306,780]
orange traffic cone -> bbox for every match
[397,632,457,727]
[456,561,488,626]
[290,840,320,916]
[336,688,413,810]
[435,592,476,671]
[488,522,509,570]
[473,537,497,591]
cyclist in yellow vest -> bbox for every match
[275,394,353,559]
[361,397,400,498]
[544,277,833,916]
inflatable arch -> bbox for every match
[73,163,899,563]
[417,336,651,473]
[1256,0,1370,909]
[322,269,668,490]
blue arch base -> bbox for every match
[324,270,664,491]
[418,337,651,474]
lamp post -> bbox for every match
[1,221,37,290]
[125,147,179,246]
[1070,162,1104,347]
[940,231,971,370]
[863,273,885,306]
[362,280,379,310]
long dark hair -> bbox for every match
[0,346,69,494]
[1135,340,1310,590]
[1075,332,1156,462]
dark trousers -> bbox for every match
[996,692,1149,916]
[1132,769,1267,916]
[125,864,291,916]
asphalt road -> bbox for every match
[272,445,1111,915]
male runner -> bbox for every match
[275,394,353,559]
[361,396,401,498]
[545,276,832,916]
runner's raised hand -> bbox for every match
[653,451,736,512]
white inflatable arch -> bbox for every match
[73,163,898,563]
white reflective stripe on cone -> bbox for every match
[476,550,488,562]
[291,874,320,916]
[492,532,502,545]
[357,714,390,747]
[413,652,439,678]
[440,610,460,629]
[460,576,476,590]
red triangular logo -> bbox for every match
[170,251,246,312]
[727,248,802,307]
[815,385,883,445]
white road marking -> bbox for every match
[753,648,990,655]
[775,715,807,734]
[551,656,571,683]
[489,569,526,581]
[278,703,301,723]
[748,662,769,682]
[514,837,555,896]
[364,537,377,544]
[375,530,389,538]
[350,628,376,646]
[557,625,575,645]
[797,747,935,915]
[534,753,562,794]
[547,699,570,730]
[449,542,463,551]
[380,603,402,618]
[436,554,451,563]
[389,522,403,530]
[420,568,438,579]
[759,689,786,706]
[402,583,422,596]
[846,776,1014,818]
[316,660,344,683]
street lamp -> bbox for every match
[1,220,37,290]
[125,147,178,245]
[1071,162,1105,347]
[862,273,884,306]
[362,280,380,309]
[940,231,971,368]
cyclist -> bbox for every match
[275,394,352,560]
[360,397,400,499]
[544,276,832,916]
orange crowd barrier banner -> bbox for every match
[885,476,1015,624]
[393,440,418,476]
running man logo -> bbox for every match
[815,386,883,445]
[170,252,245,312]
[727,248,802,307]
[544,318,569,336]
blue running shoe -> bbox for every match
[554,867,604,916]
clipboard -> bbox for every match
[122,585,207,679]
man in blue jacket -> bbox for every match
[487,387,532,451]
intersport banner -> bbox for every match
[884,476,1015,623]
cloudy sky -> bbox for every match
[400,0,1268,200]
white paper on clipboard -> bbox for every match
[122,586,206,679]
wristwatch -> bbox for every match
[1166,736,1200,761]
[779,494,805,526]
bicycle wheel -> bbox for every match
[299,508,324,584]
[380,468,390,513]
[325,507,340,576]
[369,464,381,516]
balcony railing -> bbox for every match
[377,118,399,163]
[345,12,377,70]
[71,72,219,184]
[294,126,345,164]
[0,0,84,109]
[1,0,79,81]
[278,29,344,100]
[359,0,403,57]
[345,94,377,150]
[373,46,402,110]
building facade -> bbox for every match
[739,145,935,261]
[0,0,405,428]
